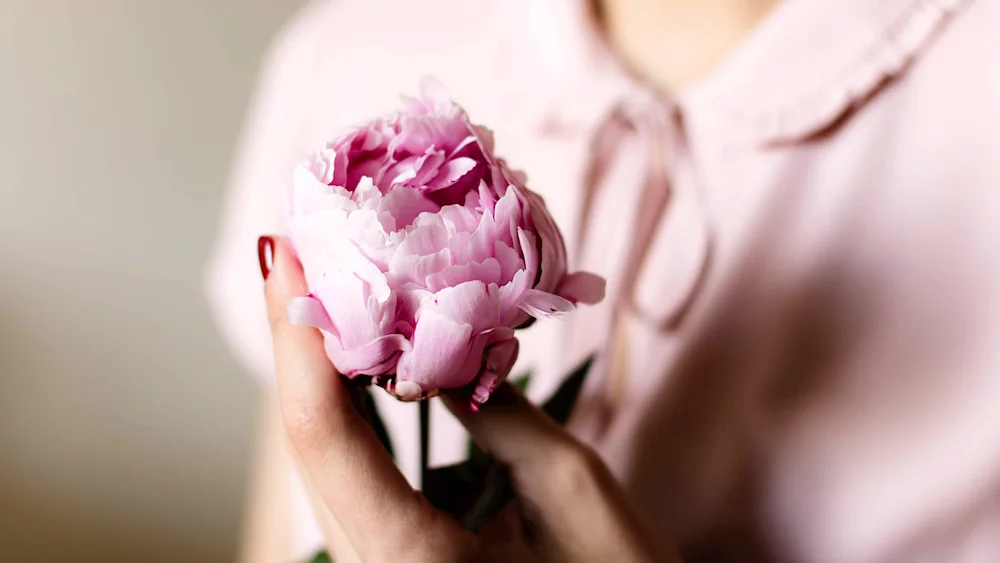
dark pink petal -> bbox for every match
[426,157,477,191]
[448,135,480,160]
[556,271,607,305]
[410,149,447,186]
[384,154,421,186]
[470,337,519,408]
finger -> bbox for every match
[445,385,667,561]
[442,383,582,499]
[262,236,457,559]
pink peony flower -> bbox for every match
[286,79,605,409]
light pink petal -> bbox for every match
[418,76,453,111]
[386,243,452,287]
[310,270,393,350]
[395,217,448,257]
[396,308,474,390]
[332,146,349,187]
[493,241,524,285]
[327,333,409,377]
[396,284,431,324]
[292,165,353,216]
[377,186,439,231]
[470,124,497,158]
[500,269,533,325]
[463,188,480,210]
[446,231,473,263]
[524,190,568,293]
[518,289,575,319]
[451,327,515,398]
[306,148,338,185]
[426,258,502,293]
[429,279,501,332]
[557,271,607,304]
[385,154,421,186]
[517,228,539,277]
[470,337,520,409]
[346,208,391,255]
[286,295,338,335]
[352,176,382,207]
[477,181,496,216]
[492,187,521,246]
[468,209,497,263]
[438,204,480,234]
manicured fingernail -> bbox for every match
[257,236,274,280]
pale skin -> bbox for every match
[239,2,779,561]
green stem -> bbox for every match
[419,399,430,488]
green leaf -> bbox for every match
[422,460,490,517]
[511,371,533,393]
[460,463,514,532]
[420,399,430,487]
[306,550,333,563]
[541,355,594,425]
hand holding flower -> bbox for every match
[261,240,672,563]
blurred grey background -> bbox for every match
[0,0,304,560]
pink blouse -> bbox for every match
[205,0,1000,560]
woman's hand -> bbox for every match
[261,237,673,562]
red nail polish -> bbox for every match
[257,236,274,280]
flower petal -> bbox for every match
[557,271,607,305]
[517,289,575,319]
[286,295,338,335]
[377,185,439,231]
[431,280,500,331]
[426,157,477,191]
[425,258,503,293]
[396,306,474,390]
[470,337,519,409]
[327,333,409,377]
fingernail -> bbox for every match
[257,236,274,280]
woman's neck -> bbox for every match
[594,0,780,91]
